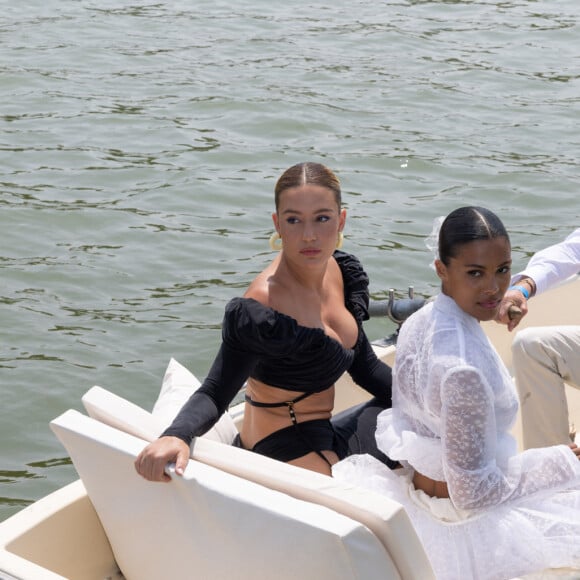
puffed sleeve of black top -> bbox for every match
[335,250,392,405]
[161,297,300,445]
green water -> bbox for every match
[1,0,579,521]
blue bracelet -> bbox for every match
[509,284,529,299]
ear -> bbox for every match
[339,208,347,231]
[271,212,279,233]
[434,259,447,282]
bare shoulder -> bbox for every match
[327,255,346,290]
[244,278,269,306]
[244,255,290,307]
[329,254,343,277]
[244,266,275,307]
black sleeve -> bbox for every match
[161,341,257,445]
[347,331,392,406]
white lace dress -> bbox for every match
[333,294,580,580]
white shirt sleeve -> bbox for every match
[513,228,580,295]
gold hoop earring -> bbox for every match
[336,232,344,249]
[269,232,282,251]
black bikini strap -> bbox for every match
[244,391,313,409]
[244,391,333,468]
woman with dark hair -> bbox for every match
[136,162,395,479]
[334,207,580,580]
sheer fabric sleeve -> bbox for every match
[441,366,580,511]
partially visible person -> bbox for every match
[334,207,580,580]
[497,227,580,449]
[135,162,395,481]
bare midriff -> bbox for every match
[240,378,338,474]
[412,470,450,499]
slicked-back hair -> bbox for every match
[439,206,510,265]
[274,162,341,211]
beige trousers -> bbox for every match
[512,325,580,449]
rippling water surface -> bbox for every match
[1,0,579,520]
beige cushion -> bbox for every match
[81,386,435,579]
[50,410,399,580]
[82,386,167,442]
[151,357,238,444]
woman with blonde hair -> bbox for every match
[136,162,395,479]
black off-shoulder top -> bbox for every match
[162,251,392,444]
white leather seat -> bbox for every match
[51,409,403,580]
[81,385,435,579]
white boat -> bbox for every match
[1,276,579,580]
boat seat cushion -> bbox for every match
[81,385,435,579]
[50,410,400,580]
[151,357,238,443]
[84,358,237,445]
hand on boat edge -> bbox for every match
[134,436,190,482]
